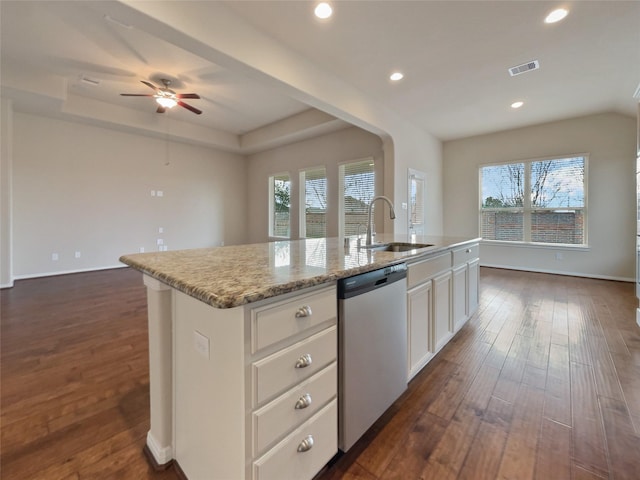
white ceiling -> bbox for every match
[1,0,639,146]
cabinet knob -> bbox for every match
[295,393,313,409]
[295,305,313,318]
[295,353,313,368]
[297,435,314,452]
[466,249,471,253]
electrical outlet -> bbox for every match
[139,247,145,253]
[555,252,563,261]
[158,227,164,234]
[151,190,156,196]
[193,330,210,359]
[74,251,81,258]
[51,253,59,261]
[157,190,164,197]
[157,238,164,245]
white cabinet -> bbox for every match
[452,264,467,333]
[406,242,479,380]
[407,281,433,379]
[173,284,337,480]
[407,252,451,379]
[433,270,453,352]
[452,245,480,333]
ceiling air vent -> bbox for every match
[508,60,540,77]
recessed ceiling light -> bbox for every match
[511,101,524,109]
[544,8,568,24]
[314,2,333,19]
[390,72,404,81]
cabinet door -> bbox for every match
[468,259,479,316]
[407,282,433,379]
[452,264,467,332]
[433,271,452,353]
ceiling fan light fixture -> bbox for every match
[156,97,177,109]
[544,8,568,24]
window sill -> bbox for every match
[481,240,590,252]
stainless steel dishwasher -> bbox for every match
[337,263,408,451]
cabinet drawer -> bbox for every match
[408,252,451,288]
[252,362,337,457]
[253,326,337,406]
[452,244,479,266]
[253,399,338,480]
[251,286,336,354]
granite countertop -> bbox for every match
[119,234,480,309]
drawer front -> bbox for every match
[408,252,451,288]
[253,399,338,480]
[251,286,336,354]
[252,363,337,457]
[452,244,479,266]
[253,326,337,406]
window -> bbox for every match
[408,169,425,235]
[480,155,586,245]
[269,173,291,238]
[300,167,327,238]
[339,159,375,236]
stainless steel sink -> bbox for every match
[368,242,435,252]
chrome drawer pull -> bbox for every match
[295,393,313,409]
[295,305,313,318]
[297,435,314,452]
[295,353,313,368]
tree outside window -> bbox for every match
[480,156,586,244]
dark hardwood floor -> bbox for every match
[1,267,639,479]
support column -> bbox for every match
[143,274,174,468]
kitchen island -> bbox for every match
[120,234,480,480]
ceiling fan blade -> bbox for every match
[141,80,159,91]
[177,101,202,115]
[176,93,200,99]
[120,93,155,97]
[156,105,166,114]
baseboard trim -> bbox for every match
[480,263,634,283]
[144,431,174,470]
[637,308,640,329]
[12,264,127,281]
[0,280,14,289]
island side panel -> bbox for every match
[143,275,174,467]
[173,289,246,480]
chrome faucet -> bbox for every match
[366,196,396,246]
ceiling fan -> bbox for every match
[120,79,202,115]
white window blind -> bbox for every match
[480,156,586,245]
[300,167,327,238]
[340,159,375,236]
[409,172,425,234]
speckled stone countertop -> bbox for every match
[119,234,480,309]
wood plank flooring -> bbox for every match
[2,267,639,479]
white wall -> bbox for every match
[11,112,247,278]
[0,99,13,287]
[443,112,636,281]
[246,126,383,243]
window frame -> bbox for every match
[479,153,588,247]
